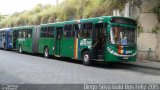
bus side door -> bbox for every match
[55,27,63,55]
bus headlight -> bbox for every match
[107,47,118,55]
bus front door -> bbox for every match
[55,27,63,55]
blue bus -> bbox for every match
[0,28,13,50]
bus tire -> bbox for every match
[4,47,7,51]
[82,51,91,66]
[44,47,49,58]
[19,45,23,54]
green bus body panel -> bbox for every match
[54,37,92,60]
[103,25,137,62]
[17,38,32,53]
[38,38,54,55]
[74,38,92,60]
[55,39,61,55]
[61,38,74,58]
[104,44,137,62]
[13,26,34,53]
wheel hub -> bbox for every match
[19,47,21,53]
[84,55,89,62]
[45,49,48,57]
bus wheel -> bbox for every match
[44,47,49,58]
[19,45,23,54]
[82,51,91,66]
[4,47,7,51]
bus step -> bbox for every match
[94,59,103,62]
[98,55,103,59]
[98,50,103,55]
[54,55,61,57]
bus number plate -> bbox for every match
[123,57,128,59]
[126,51,132,54]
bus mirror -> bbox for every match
[78,24,81,30]
[108,22,111,26]
[107,34,111,42]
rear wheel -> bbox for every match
[19,45,23,54]
[82,51,92,66]
[44,47,49,58]
[4,47,7,51]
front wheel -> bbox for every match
[19,45,23,54]
[44,47,49,58]
[82,51,92,66]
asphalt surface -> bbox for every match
[0,49,160,84]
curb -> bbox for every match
[124,61,160,70]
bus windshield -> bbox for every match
[110,26,136,45]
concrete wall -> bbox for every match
[139,13,158,33]
[137,33,158,60]
[137,0,160,61]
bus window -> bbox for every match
[2,31,4,37]
[8,31,12,39]
[79,23,92,38]
[56,27,63,39]
[64,25,72,38]
[26,30,28,38]
[26,29,30,38]
[23,30,26,38]
[111,27,136,45]
[41,27,45,37]
[74,24,81,38]
[42,27,54,38]
[41,27,47,38]
[25,30,27,38]
[45,27,48,38]
[19,31,22,38]
[26,30,29,38]
[48,26,54,38]
[28,29,32,38]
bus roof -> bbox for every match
[12,25,34,30]
[0,28,12,31]
[40,16,136,27]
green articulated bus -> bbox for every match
[12,16,137,65]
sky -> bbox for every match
[0,0,63,15]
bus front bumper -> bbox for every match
[104,47,137,62]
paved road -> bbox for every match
[0,49,160,84]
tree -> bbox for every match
[0,14,4,22]
[0,0,128,28]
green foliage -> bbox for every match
[135,17,143,34]
[152,26,160,34]
[0,16,2,21]
[0,0,127,28]
[152,5,160,22]
[137,24,143,34]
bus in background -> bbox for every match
[38,24,54,58]
[12,25,54,57]
[0,28,14,50]
[13,26,35,53]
